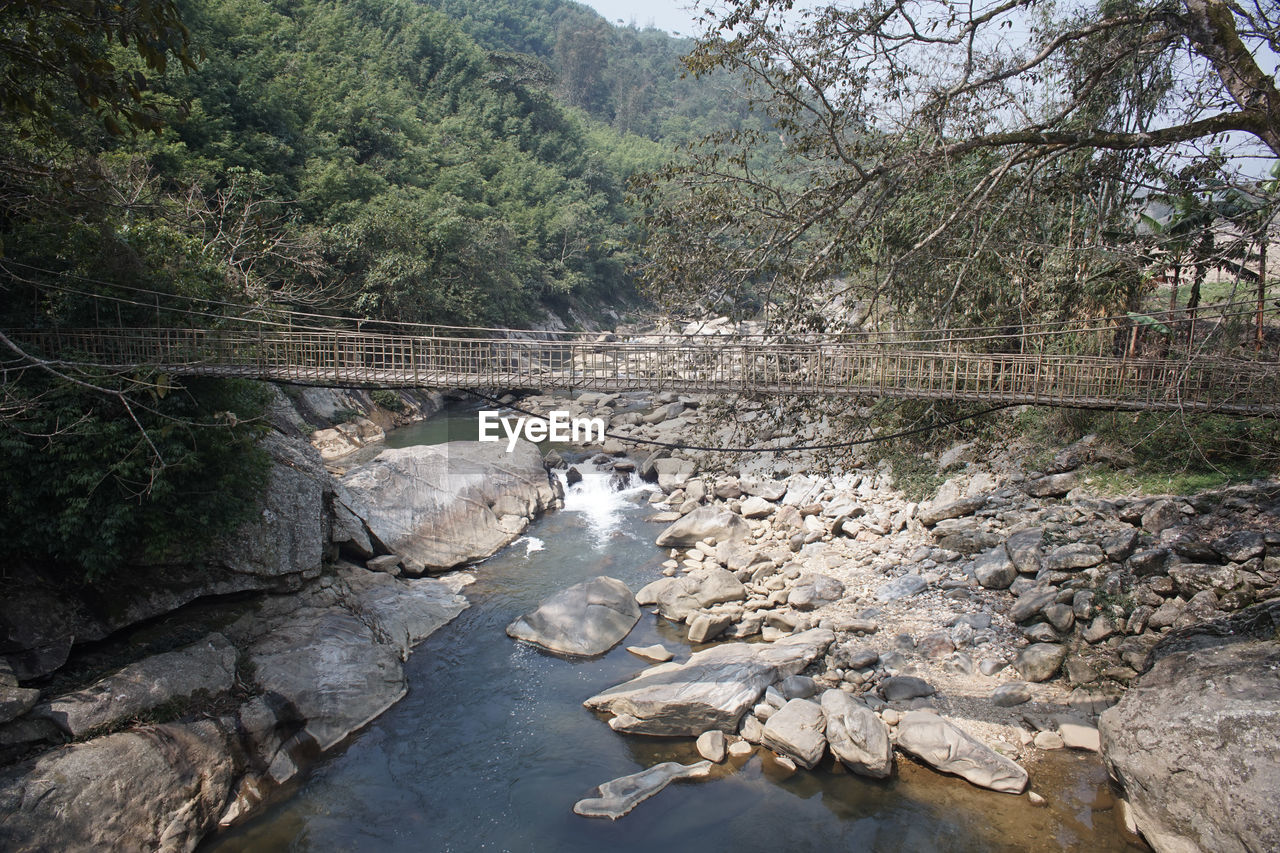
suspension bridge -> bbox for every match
[4,284,1280,416]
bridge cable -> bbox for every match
[461,389,1016,454]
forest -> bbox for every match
[1,0,1278,577]
[0,0,730,575]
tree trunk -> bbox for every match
[1258,235,1268,351]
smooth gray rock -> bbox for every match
[245,570,470,753]
[584,629,835,736]
[1014,643,1067,683]
[778,675,818,700]
[918,495,987,527]
[506,576,640,656]
[341,441,558,572]
[822,690,892,778]
[573,761,712,819]
[991,681,1033,707]
[34,634,237,738]
[788,573,846,610]
[1141,499,1183,534]
[1025,472,1078,498]
[654,457,695,492]
[696,730,727,763]
[0,719,235,851]
[880,676,935,702]
[739,495,775,518]
[627,644,674,663]
[654,568,747,621]
[760,698,827,769]
[875,575,927,602]
[973,547,1017,589]
[894,711,1029,793]
[1100,600,1280,853]
[686,613,732,644]
[654,506,751,547]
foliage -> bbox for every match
[369,389,405,412]
[637,0,1280,335]
[0,377,271,580]
[0,0,197,134]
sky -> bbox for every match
[579,0,705,36]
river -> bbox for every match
[206,411,1138,852]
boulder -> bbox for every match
[972,547,1017,589]
[1044,543,1105,572]
[821,690,892,778]
[506,576,640,657]
[1025,472,1079,497]
[573,760,712,820]
[760,698,827,769]
[341,441,558,572]
[0,433,331,681]
[627,644,674,663]
[583,629,834,736]
[696,730,727,763]
[1100,600,1280,853]
[991,682,1033,707]
[654,458,695,492]
[0,687,39,726]
[739,495,775,518]
[34,634,237,738]
[244,571,470,754]
[1008,587,1059,623]
[894,711,1028,793]
[654,568,746,621]
[1004,528,1044,574]
[0,719,236,851]
[1211,531,1266,563]
[880,676,935,702]
[654,506,751,548]
[918,495,987,527]
[1014,643,1067,683]
[788,573,845,610]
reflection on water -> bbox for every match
[206,422,1140,853]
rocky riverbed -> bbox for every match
[511,388,1280,851]
[2,384,1277,852]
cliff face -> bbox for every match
[0,391,562,850]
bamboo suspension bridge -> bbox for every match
[4,280,1280,417]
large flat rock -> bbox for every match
[0,719,235,852]
[34,634,237,738]
[507,576,640,656]
[1100,600,1280,853]
[342,440,559,572]
[584,628,834,736]
[654,506,750,548]
[895,711,1028,793]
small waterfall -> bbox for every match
[555,459,654,545]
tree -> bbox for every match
[638,0,1280,332]
[0,0,196,134]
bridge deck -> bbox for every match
[12,326,1280,416]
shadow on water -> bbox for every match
[205,424,1141,853]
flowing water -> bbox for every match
[207,413,1140,853]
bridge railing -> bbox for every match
[12,323,1280,415]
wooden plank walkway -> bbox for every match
[11,325,1280,415]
